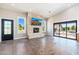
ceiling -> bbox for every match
[0,3,78,17]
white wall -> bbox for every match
[47,17,54,36]
[0,8,27,42]
[27,12,45,39]
[52,4,79,33]
[48,4,79,36]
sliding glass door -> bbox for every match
[53,20,77,40]
[67,22,77,39]
[60,23,66,37]
[53,24,60,36]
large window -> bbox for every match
[53,20,77,40]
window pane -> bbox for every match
[60,23,66,37]
[67,22,76,39]
[54,24,60,36]
[4,21,11,34]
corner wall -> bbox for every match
[47,17,54,36]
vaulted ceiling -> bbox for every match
[0,3,78,17]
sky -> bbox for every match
[18,17,24,27]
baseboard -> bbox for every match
[14,36,27,40]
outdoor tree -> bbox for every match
[67,27,70,31]
[62,27,66,31]
[71,25,76,30]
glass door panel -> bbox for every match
[67,22,76,39]
[4,21,11,35]
[60,23,66,37]
[54,24,60,36]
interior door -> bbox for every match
[1,19,13,41]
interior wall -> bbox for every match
[52,4,79,32]
[0,8,27,42]
[27,12,46,39]
[49,4,79,40]
[47,17,54,36]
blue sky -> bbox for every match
[18,17,24,26]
